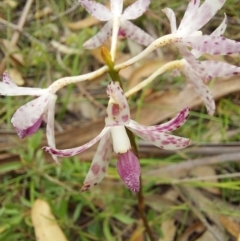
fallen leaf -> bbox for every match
[8,68,25,85]
[159,219,176,241]
[219,215,240,239]
[190,166,220,195]
[35,6,53,19]
[31,199,68,241]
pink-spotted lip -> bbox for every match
[117,150,140,193]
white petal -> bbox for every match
[122,0,151,20]
[178,0,200,32]
[83,21,112,49]
[211,13,227,36]
[0,82,47,96]
[127,122,190,150]
[111,0,123,15]
[181,0,226,34]
[43,127,110,157]
[105,82,130,126]
[46,94,59,164]
[11,93,50,138]
[162,8,177,33]
[129,107,189,133]
[81,132,112,192]
[120,20,154,46]
[79,0,112,21]
[181,63,215,115]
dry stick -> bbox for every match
[174,185,223,241]
[0,0,34,75]
[146,152,240,177]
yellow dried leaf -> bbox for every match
[8,68,24,85]
[159,219,176,241]
[35,6,53,19]
[219,215,240,239]
[31,199,68,241]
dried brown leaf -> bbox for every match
[219,215,240,239]
[159,219,176,241]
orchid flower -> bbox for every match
[43,82,190,192]
[169,14,240,115]
[79,0,154,49]
[0,72,58,163]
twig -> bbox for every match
[174,185,224,241]
[146,152,240,177]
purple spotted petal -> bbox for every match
[202,61,240,80]
[181,35,240,55]
[120,20,154,46]
[11,93,50,138]
[117,150,140,193]
[191,14,228,58]
[111,0,123,15]
[178,44,210,82]
[81,132,112,192]
[162,8,177,33]
[83,21,112,49]
[105,82,130,126]
[180,0,226,35]
[181,63,215,115]
[178,0,200,33]
[43,127,110,157]
[122,0,151,20]
[79,0,112,21]
[45,94,59,164]
[129,107,189,133]
[127,122,190,150]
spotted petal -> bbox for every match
[11,93,51,138]
[162,8,177,33]
[202,61,240,80]
[129,107,189,133]
[181,63,215,115]
[111,0,123,15]
[81,132,112,192]
[192,14,228,58]
[3,71,17,86]
[127,122,190,150]
[43,127,110,157]
[120,20,154,46]
[182,35,240,55]
[122,0,151,20]
[79,0,112,21]
[83,21,112,49]
[105,82,130,126]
